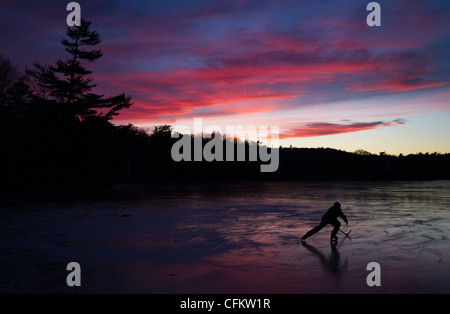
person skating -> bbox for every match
[301,202,348,241]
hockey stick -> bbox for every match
[339,228,352,239]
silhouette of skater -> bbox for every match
[301,202,348,241]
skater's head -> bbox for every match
[334,202,341,208]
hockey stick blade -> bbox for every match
[339,229,352,238]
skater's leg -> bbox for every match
[302,220,327,240]
[330,219,341,240]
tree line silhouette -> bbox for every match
[1,20,450,195]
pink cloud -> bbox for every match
[280,119,407,139]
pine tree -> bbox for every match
[26,19,132,122]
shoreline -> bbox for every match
[2,178,450,206]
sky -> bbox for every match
[1,0,450,155]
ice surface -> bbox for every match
[1,181,449,293]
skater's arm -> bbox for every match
[340,211,348,224]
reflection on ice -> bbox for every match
[301,241,348,274]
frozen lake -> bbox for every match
[1,181,450,293]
